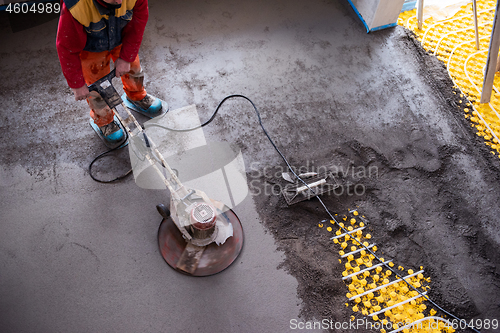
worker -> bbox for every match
[56,0,165,147]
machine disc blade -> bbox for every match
[158,208,243,276]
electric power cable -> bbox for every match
[143,94,250,132]
[88,130,132,183]
[88,94,481,332]
[89,95,251,182]
[230,97,481,333]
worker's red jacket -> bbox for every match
[56,0,148,89]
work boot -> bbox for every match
[100,121,121,137]
[121,93,166,118]
[89,116,126,149]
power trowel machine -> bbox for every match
[88,70,243,276]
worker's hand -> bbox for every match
[115,58,131,77]
[72,85,90,101]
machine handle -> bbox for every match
[87,69,122,109]
[87,69,117,92]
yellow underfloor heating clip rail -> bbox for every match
[319,210,455,333]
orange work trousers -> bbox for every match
[80,44,147,127]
